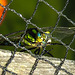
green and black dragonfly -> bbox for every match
[0,27,75,56]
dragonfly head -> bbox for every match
[36,31,51,45]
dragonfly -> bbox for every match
[0,27,75,56]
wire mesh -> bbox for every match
[0,0,75,75]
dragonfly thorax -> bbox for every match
[21,28,51,47]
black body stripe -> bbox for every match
[26,28,38,40]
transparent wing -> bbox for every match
[5,30,24,40]
[0,27,75,46]
[42,27,75,40]
[0,30,25,45]
[1,27,75,41]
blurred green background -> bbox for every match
[0,0,75,60]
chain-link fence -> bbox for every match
[0,0,75,75]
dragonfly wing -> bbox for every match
[0,27,75,46]
[5,30,25,40]
[0,30,25,46]
[42,27,75,40]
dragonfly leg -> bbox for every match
[43,48,54,57]
[20,47,40,55]
[34,47,40,55]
